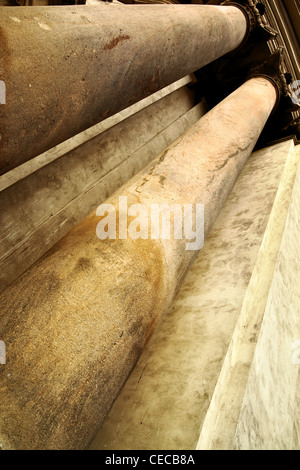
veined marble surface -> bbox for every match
[0,75,193,192]
[234,145,300,450]
[90,140,296,450]
[197,140,300,450]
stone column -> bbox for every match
[0,3,250,174]
[0,76,277,450]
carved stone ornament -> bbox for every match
[195,0,300,145]
[221,0,277,47]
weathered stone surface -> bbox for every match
[0,4,247,174]
[0,78,276,450]
[197,142,300,450]
[234,146,300,450]
[89,139,295,451]
[0,86,204,292]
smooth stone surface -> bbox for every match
[0,75,194,192]
[90,140,295,450]
[197,141,300,450]
[234,145,300,450]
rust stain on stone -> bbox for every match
[75,257,93,272]
[103,35,130,51]
[159,175,166,186]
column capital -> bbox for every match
[221,0,277,48]
[246,50,291,112]
[195,1,300,145]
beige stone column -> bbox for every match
[0,77,277,450]
[0,3,248,174]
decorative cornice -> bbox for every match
[194,0,300,144]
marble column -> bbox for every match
[0,3,249,174]
[0,77,277,450]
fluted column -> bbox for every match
[0,76,277,450]
[0,3,249,174]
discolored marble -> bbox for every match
[234,145,300,450]
[0,79,276,449]
[90,140,296,450]
[197,141,300,450]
